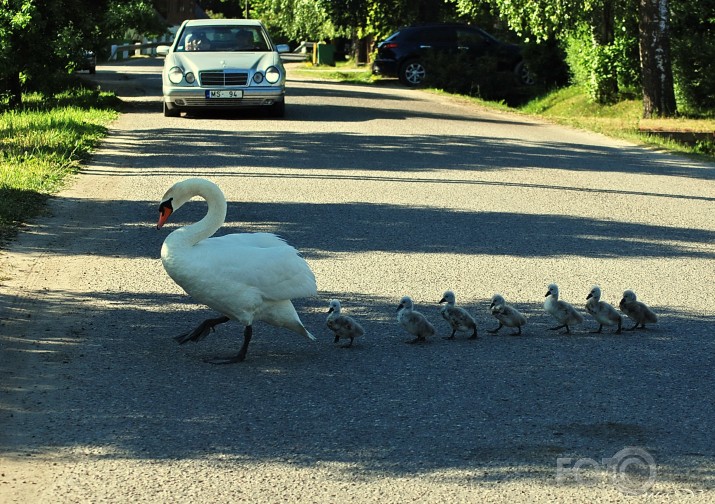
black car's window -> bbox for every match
[419,27,456,45]
[456,28,491,50]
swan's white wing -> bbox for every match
[182,233,317,301]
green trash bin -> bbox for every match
[313,42,335,66]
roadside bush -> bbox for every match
[422,51,532,104]
[671,0,715,113]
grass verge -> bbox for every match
[0,87,120,244]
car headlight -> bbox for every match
[168,66,184,84]
[265,66,281,84]
[252,72,264,84]
[185,72,195,84]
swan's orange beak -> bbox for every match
[157,200,173,229]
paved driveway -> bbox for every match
[1,57,713,502]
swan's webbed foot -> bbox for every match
[174,316,230,344]
[510,326,523,336]
[205,325,252,364]
[468,329,479,340]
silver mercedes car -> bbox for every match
[157,19,288,118]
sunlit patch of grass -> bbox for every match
[0,88,119,243]
[519,86,715,157]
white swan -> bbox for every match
[585,286,622,334]
[438,290,478,340]
[326,299,365,348]
[619,290,658,330]
[488,294,527,336]
[397,296,435,344]
[544,283,584,334]
[157,178,317,363]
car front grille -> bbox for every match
[181,97,269,107]
[199,71,249,86]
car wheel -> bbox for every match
[163,102,180,118]
[399,59,426,87]
[514,62,534,86]
[267,100,285,118]
[89,66,96,75]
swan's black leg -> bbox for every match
[175,316,230,344]
[205,325,253,364]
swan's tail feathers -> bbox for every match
[174,316,230,345]
[304,329,317,341]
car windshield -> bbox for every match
[176,25,270,52]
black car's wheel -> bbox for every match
[399,59,426,87]
[514,62,534,86]
[267,100,285,118]
[163,102,180,117]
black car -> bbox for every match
[372,23,532,87]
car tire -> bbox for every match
[163,102,180,118]
[514,62,534,86]
[267,100,285,118]
[399,59,426,87]
[89,66,96,75]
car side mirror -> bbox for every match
[156,45,170,56]
[276,44,290,54]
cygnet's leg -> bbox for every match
[548,324,567,332]
[333,334,340,344]
[510,326,522,336]
[443,329,457,340]
[487,323,503,334]
[206,325,253,364]
[341,337,354,348]
[590,324,603,334]
[406,336,426,344]
[625,321,641,331]
[175,316,230,344]
[614,320,622,334]
[548,324,571,334]
[468,327,478,340]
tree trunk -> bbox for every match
[7,72,23,109]
[591,0,618,104]
[638,0,677,117]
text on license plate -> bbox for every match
[206,90,243,98]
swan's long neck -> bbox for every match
[168,181,227,248]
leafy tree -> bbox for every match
[0,0,167,109]
[251,0,335,41]
[670,0,715,112]
[452,0,677,116]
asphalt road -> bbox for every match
[1,57,714,502]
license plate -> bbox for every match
[206,90,243,98]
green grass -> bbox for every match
[0,87,120,243]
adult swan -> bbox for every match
[157,178,317,363]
